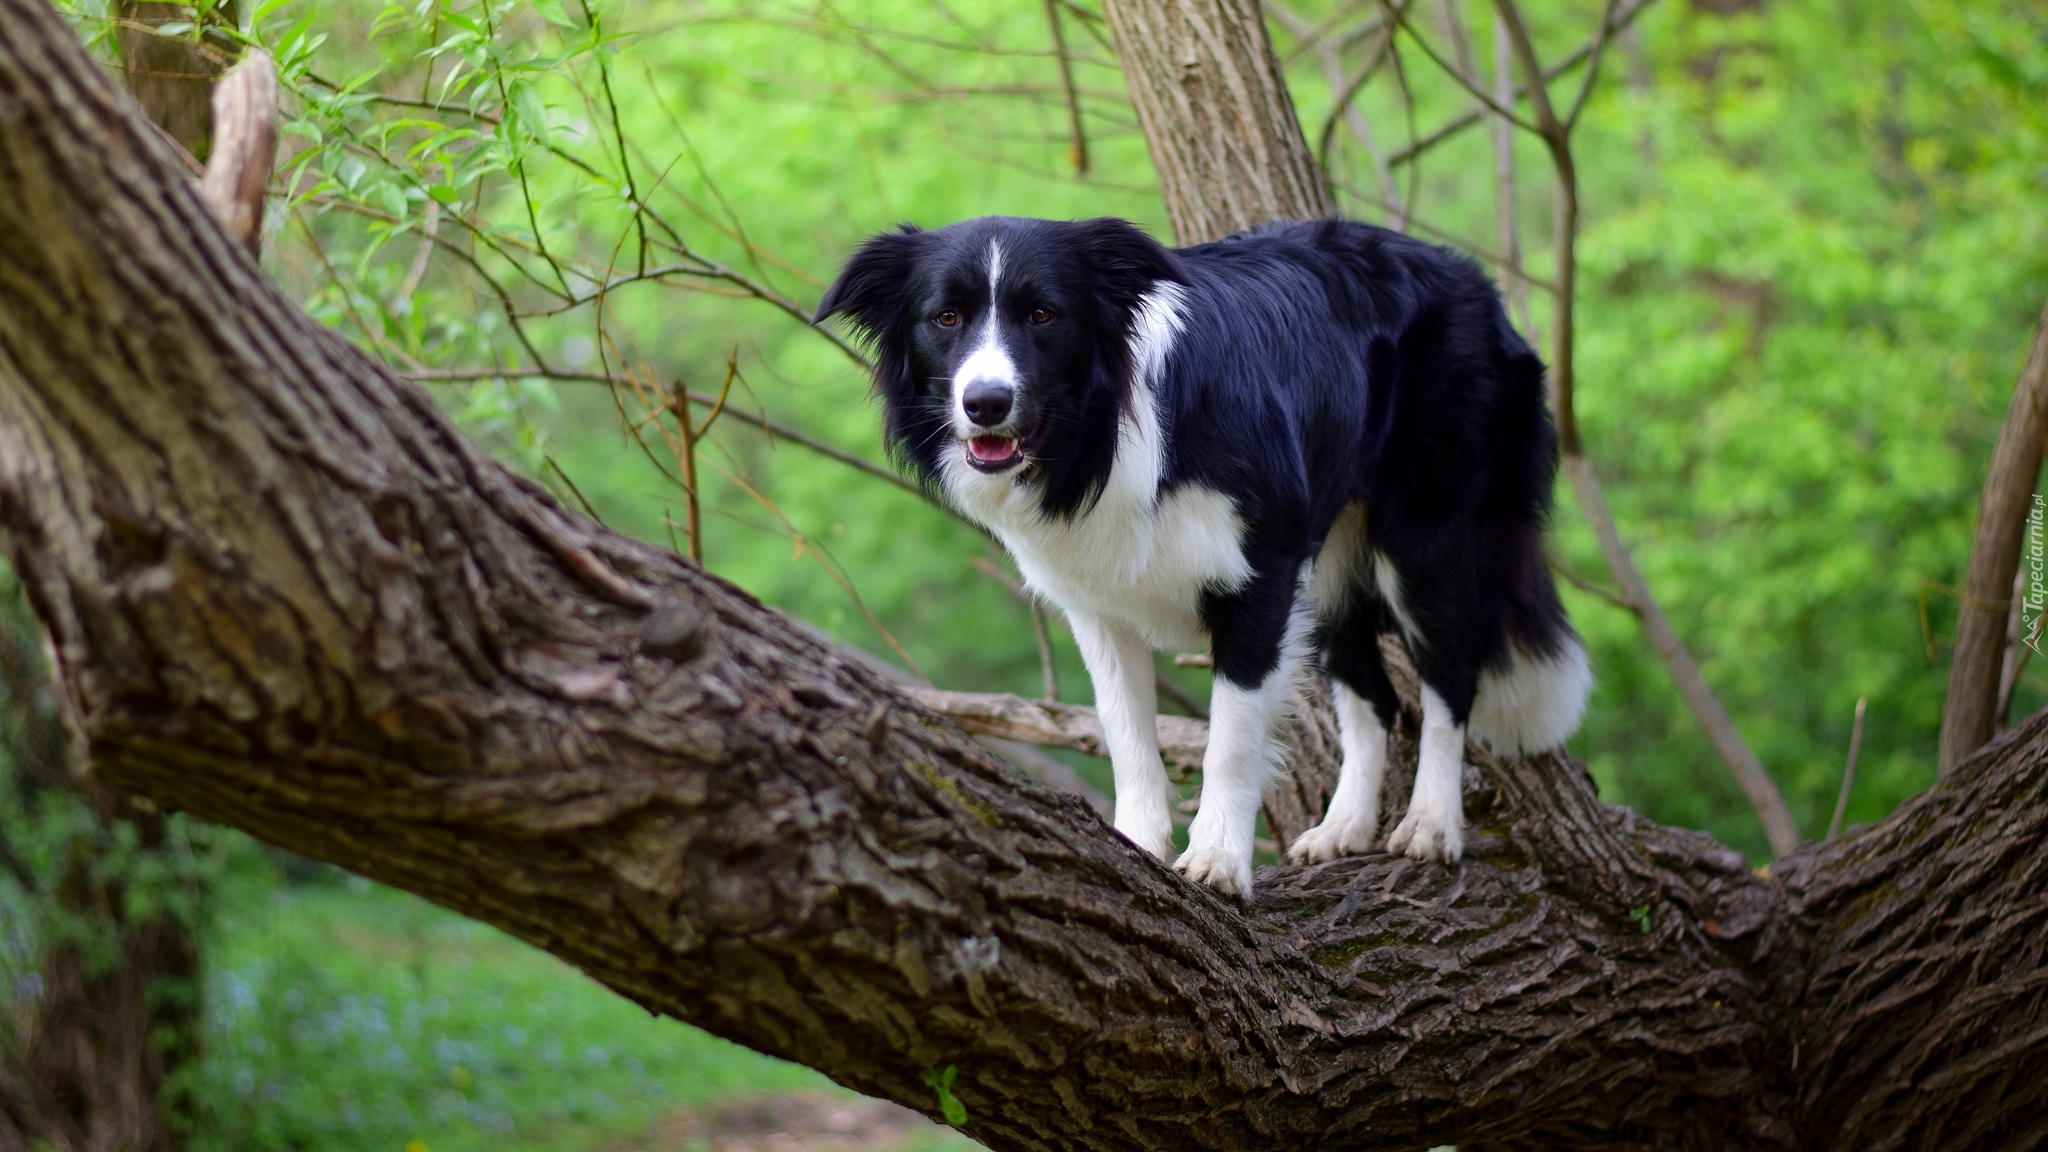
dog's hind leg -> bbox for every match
[1373,549,1483,864]
[1179,560,1315,898]
[1068,611,1176,861]
[1289,601,1399,863]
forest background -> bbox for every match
[2,0,2044,1148]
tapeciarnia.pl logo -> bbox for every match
[2027,494,2046,655]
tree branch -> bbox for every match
[1939,301,2048,774]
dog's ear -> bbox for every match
[815,224,926,340]
[1071,217,1186,302]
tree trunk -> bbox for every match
[0,4,2042,1149]
[0,582,201,1152]
[1939,303,2048,775]
[1099,0,1331,244]
[112,1,233,162]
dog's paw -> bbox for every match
[1286,812,1378,864]
[1174,843,1253,899]
[1388,803,1464,864]
[1114,816,1177,862]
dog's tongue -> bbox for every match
[970,435,1018,464]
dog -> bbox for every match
[818,216,1590,898]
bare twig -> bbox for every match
[1378,0,1538,134]
[1152,665,1210,720]
[1552,557,1635,613]
[1272,0,1406,228]
[1043,0,1090,174]
[406,367,929,503]
[1490,12,1534,333]
[1827,697,1868,840]
[669,350,738,562]
[1564,458,1800,855]
[1386,0,1658,169]
[1030,601,1062,701]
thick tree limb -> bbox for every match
[1939,302,2048,775]
[0,4,2043,1149]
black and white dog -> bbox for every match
[819,216,1589,898]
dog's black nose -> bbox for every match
[961,380,1014,427]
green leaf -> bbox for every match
[923,1065,967,1127]
[531,0,578,28]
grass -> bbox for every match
[194,868,975,1152]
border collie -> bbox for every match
[819,216,1590,898]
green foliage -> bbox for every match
[187,870,957,1152]
[53,0,2048,852]
[923,1065,968,1127]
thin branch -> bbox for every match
[1044,0,1090,174]
[1385,0,1659,168]
[1152,664,1210,721]
[407,367,928,503]
[907,688,1209,781]
[1272,0,1407,229]
[1378,0,1539,134]
[1031,601,1062,702]
[1565,0,1627,131]
[1491,11,1535,335]
[1826,697,1868,840]
[1552,557,1636,614]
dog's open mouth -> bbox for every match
[967,435,1023,471]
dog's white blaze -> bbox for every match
[940,282,1246,649]
[952,326,1018,437]
[1066,611,1174,860]
[1288,681,1388,862]
[1389,684,1467,863]
[1470,637,1592,754]
[1176,589,1316,896]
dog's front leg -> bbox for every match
[1067,611,1175,861]
[1178,565,1312,899]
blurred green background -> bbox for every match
[4,0,2046,1147]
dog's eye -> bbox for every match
[1030,307,1054,325]
[935,311,959,328]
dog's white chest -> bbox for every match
[997,483,1249,649]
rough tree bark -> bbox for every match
[0,4,2043,1150]
[1098,0,1333,245]
[0,11,243,1149]
[1940,303,2048,775]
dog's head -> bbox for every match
[817,216,1185,517]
